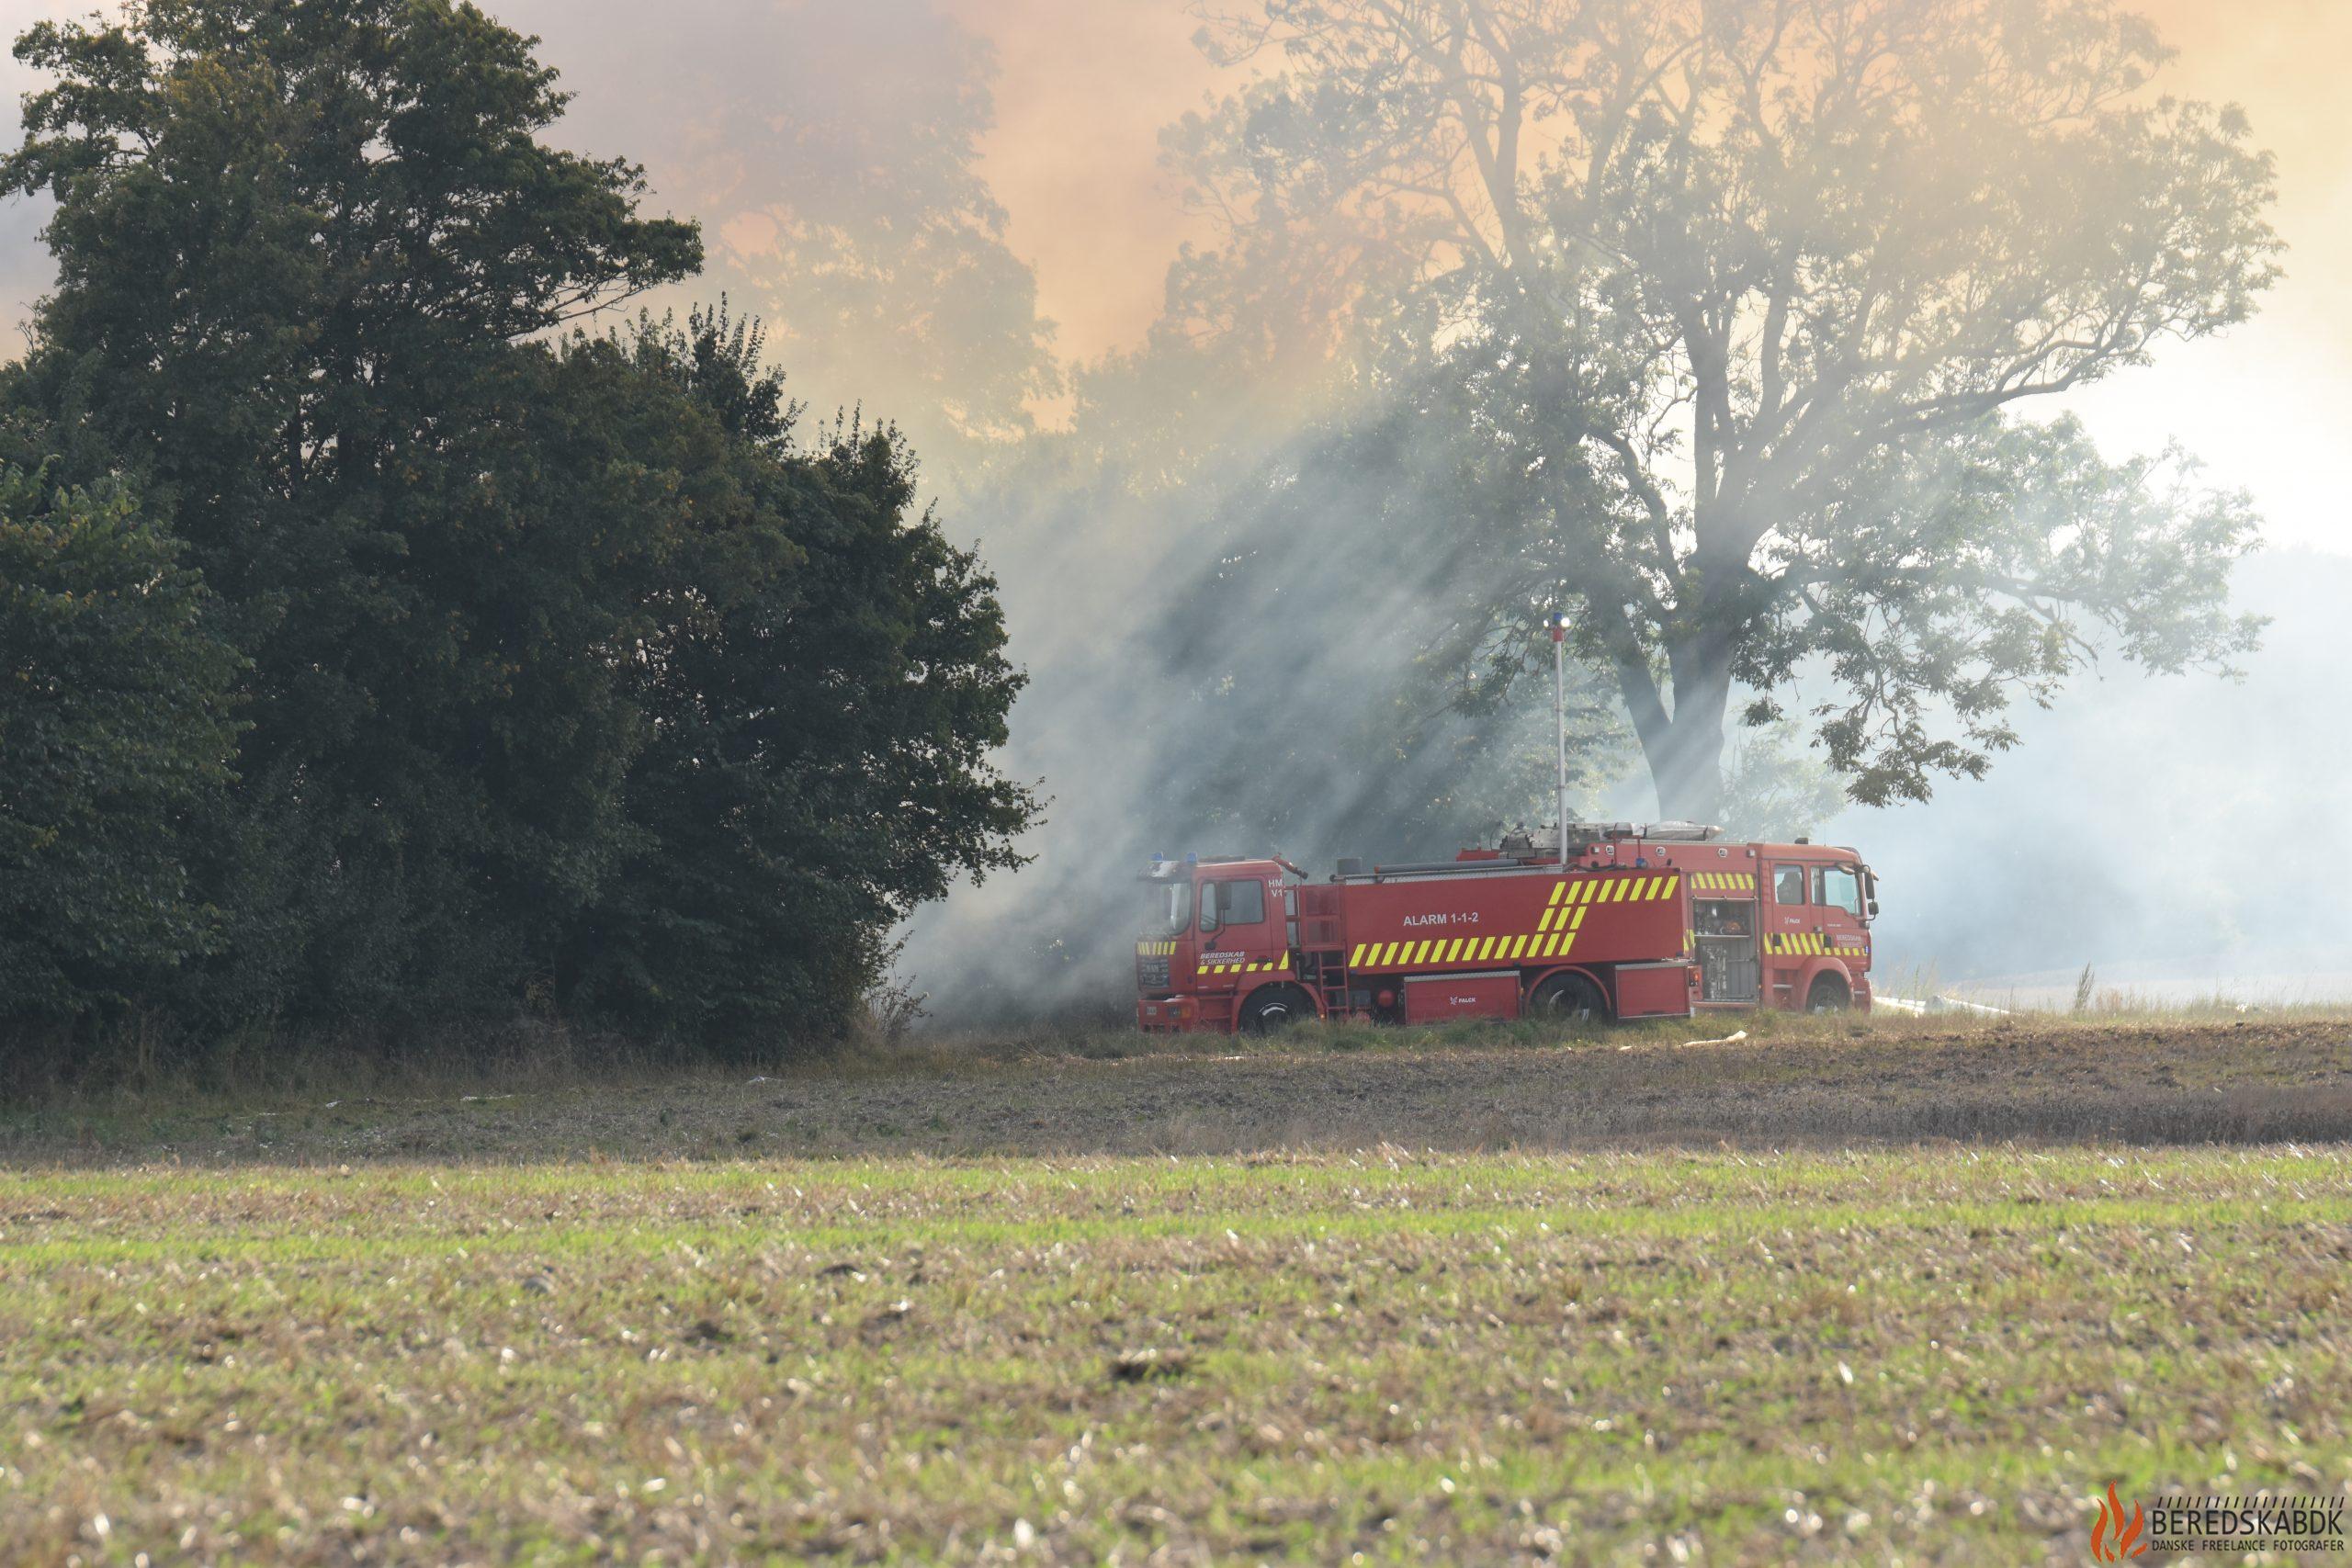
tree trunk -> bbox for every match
[1612,624,1733,825]
[1645,706,1727,824]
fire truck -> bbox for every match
[1135,823,1879,1034]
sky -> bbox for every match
[5,0,2343,560]
[933,0,2350,556]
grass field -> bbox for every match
[5,1011,2350,1562]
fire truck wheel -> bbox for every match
[1807,975,1852,1013]
[1238,986,1317,1034]
[1528,972,1608,1024]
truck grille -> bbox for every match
[1137,954,1172,993]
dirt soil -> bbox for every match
[11,1015,2348,1166]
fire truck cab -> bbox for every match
[1136,827,1878,1034]
[1596,833,1879,1014]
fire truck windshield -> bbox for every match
[1143,879,1193,937]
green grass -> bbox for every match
[6,1145,2349,1562]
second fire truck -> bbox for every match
[1136,823,1879,1034]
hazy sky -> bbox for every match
[3,0,2343,551]
[940,0,2349,555]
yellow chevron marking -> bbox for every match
[1548,882,1566,906]
[1663,874,1679,899]
[1559,932,1577,957]
[1349,944,1364,965]
[1447,938,1466,961]
[1508,934,1528,958]
[1572,907,1588,930]
[1480,935,1499,960]
[1411,940,1431,964]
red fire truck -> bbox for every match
[1135,824,1879,1034]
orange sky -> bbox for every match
[948,0,2350,552]
[953,0,2349,358]
[4,0,2342,548]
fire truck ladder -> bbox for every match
[1308,953,1351,1017]
[1298,907,1350,1019]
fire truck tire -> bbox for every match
[1238,986,1317,1034]
[1807,974,1851,1012]
[1528,971,1609,1023]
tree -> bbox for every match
[3,2,1038,1049]
[0,442,243,1030]
[553,312,1039,1044]
[6,0,702,1024]
[1171,0,2278,818]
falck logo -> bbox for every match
[2091,1483,2148,1562]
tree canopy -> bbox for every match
[2,0,1036,1063]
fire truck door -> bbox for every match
[1812,864,1868,971]
[1200,875,1278,977]
[1765,862,1811,1005]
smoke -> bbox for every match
[5,0,2345,1015]
[1818,544,2352,1003]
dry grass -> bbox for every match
[5,1010,2347,1166]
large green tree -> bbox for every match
[3,0,1037,1048]
[6,0,702,1022]
[549,312,1039,1043]
[1170,0,2278,818]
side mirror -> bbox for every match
[1867,900,1880,918]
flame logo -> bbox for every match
[2090,1483,2148,1562]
